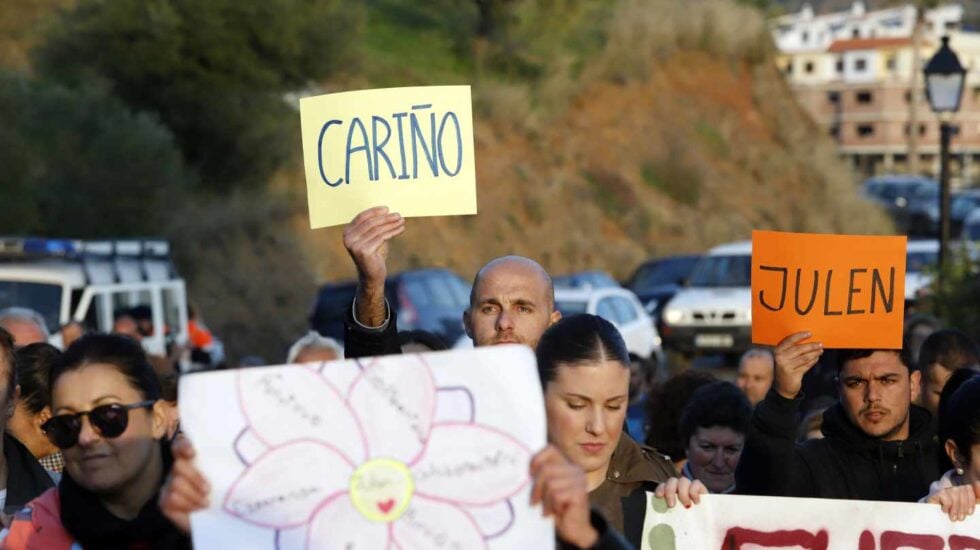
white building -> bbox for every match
[771,2,980,184]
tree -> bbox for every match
[34,0,364,191]
[0,71,194,237]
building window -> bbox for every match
[802,31,810,43]
[904,124,927,136]
[856,90,873,104]
[855,58,868,72]
[804,61,815,74]
[886,56,896,71]
[905,91,912,103]
[829,125,840,138]
[852,28,860,38]
[784,61,793,74]
[857,124,875,137]
[836,58,844,73]
[828,91,840,104]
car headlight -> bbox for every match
[663,308,684,324]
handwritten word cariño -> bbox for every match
[757,266,895,316]
[257,374,324,428]
[715,527,980,550]
[412,450,521,482]
[230,486,320,517]
[316,104,463,187]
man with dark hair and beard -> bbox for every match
[736,331,940,502]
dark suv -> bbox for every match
[861,175,939,237]
[310,268,471,345]
[625,254,701,330]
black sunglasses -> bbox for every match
[41,400,156,449]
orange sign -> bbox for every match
[751,231,907,348]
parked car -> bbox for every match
[905,239,938,311]
[311,268,471,345]
[553,286,664,369]
[660,241,753,357]
[553,270,620,290]
[625,254,701,330]
[861,175,939,237]
[962,208,980,242]
[951,188,980,236]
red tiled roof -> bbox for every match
[827,37,921,52]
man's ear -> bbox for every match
[549,309,562,327]
[462,310,473,339]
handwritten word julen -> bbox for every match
[757,266,896,316]
[315,103,464,187]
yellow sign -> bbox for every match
[300,86,477,229]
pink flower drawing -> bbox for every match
[223,357,532,549]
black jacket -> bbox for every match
[735,389,939,502]
[4,432,55,516]
[343,299,401,359]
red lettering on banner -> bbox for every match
[880,531,945,550]
[950,534,980,550]
[721,528,828,550]
[859,530,876,550]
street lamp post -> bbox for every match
[923,36,966,292]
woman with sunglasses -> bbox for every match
[2,334,191,549]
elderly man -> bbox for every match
[735,348,774,407]
[0,308,48,347]
[286,331,344,364]
[342,207,560,357]
[735,331,939,502]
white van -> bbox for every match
[659,241,753,356]
[0,237,188,357]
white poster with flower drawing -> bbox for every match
[179,345,554,549]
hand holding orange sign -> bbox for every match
[751,231,907,348]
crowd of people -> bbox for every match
[0,206,977,548]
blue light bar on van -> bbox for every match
[0,237,80,257]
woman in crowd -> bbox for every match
[677,381,751,494]
[922,371,980,522]
[644,368,716,471]
[536,314,676,539]
[7,343,63,475]
[2,334,190,549]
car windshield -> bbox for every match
[554,300,589,317]
[912,184,938,199]
[554,272,618,289]
[631,257,700,289]
[402,272,470,310]
[906,251,938,273]
[967,223,980,240]
[688,255,752,288]
[0,281,62,331]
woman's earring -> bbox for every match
[956,467,965,476]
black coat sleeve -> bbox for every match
[734,388,813,497]
[558,510,636,550]
[343,298,402,359]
